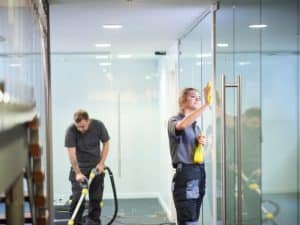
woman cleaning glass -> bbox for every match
[168,83,211,225]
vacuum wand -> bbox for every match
[68,168,99,225]
[68,167,118,225]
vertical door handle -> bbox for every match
[221,75,242,225]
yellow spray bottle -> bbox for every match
[193,132,205,164]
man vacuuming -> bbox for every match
[65,109,110,225]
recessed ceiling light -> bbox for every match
[102,24,123,29]
[96,55,110,59]
[239,61,251,66]
[217,43,229,47]
[95,43,111,48]
[9,63,22,67]
[195,61,212,66]
[248,24,268,29]
[195,53,212,58]
[117,54,132,59]
[145,75,151,80]
[99,62,112,66]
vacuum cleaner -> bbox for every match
[68,166,118,225]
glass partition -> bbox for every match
[261,1,299,225]
[179,10,215,225]
[215,0,265,224]
[216,0,300,225]
[0,0,51,222]
[0,0,48,174]
[0,1,45,129]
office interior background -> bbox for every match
[0,0,299,225]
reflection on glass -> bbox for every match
[242,107,261,225]
[0,0,50,222]
[0,0,46,131]
[217,0,300,225]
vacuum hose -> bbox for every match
[104,166,118,225]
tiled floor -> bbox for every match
[1,194,298,225]
[54,198,173,225]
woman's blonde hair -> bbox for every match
[178,87,199,113]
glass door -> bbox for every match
[216,0,300,225]
[178,4,218,225]
[216,0,262,225]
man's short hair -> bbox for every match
[74,109,89,123]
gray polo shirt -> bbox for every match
[65,119,110,168]
[168,114,200,167]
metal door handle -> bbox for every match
[221,75,242,225]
